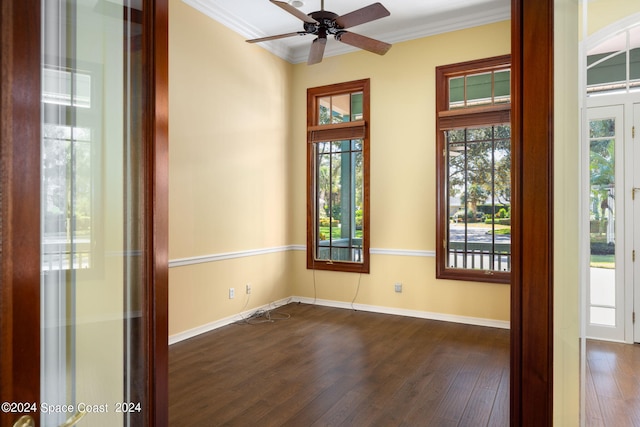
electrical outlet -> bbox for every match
[394,282,402,293]
[246,283,252,294]
[229,288,235,299]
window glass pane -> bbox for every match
[587,51,626,86]
[631,25,640,50]
[590,307,616,327]
[331,94,351,123]
[589,118,615,138]
[449,76,464,109]
[318,96,331,124]
[313,138,363,264]
[316,147,331,260]
[446,126,511,272]
[590,267,615,307]
[589,117,616,328]
[447,128,466,143]
[351,92,363,121]
[466,72,492,106]
[630,48,640,81]
[494,70,510,103]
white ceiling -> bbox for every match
[183,0,511,64]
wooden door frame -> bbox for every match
[1,0,554,425]
[0,0,42,425]
[510,0,554,425]
[146,0,169,424]
[0,0,168,426]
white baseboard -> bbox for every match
[169,296,509,345]
[291,297,510,330]
[168,297,293,345]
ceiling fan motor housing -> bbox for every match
[304,10,341,35]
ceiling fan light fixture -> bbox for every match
[289,0,304,7]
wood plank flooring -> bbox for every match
[169,303,509,426]
[585,339,640,426]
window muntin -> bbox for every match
[436,55,511,284]
[307,80,369,273]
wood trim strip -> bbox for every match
[308,120,366,132]
[309,124,366,143]
[0,0,42,425]
[438,108,511,131]
[148,0,169,425]
[510,0,554,425]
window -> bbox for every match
[436,55,511,284]
[307,79,370,273]
[586,24,640,95]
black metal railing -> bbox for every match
[448,241,511,271]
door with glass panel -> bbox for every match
[587,105,625,341]
[41,1,155,426]
[1,0,166,426]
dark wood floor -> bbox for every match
[585,339,640,426]
[169,303,509,426]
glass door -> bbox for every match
[41,1,149,425]
[586,105,625,342]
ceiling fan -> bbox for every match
[246,0,392,65]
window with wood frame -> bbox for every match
[307,79,370,273]
[436,55,511,284]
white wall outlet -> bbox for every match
[246,283,252,294]
[394,282,402,293]
[229,288,235,299]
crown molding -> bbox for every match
[288,5,511,63]
[184,0,510,64]
[183,0,297,62]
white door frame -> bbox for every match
[633,103,640,342]
[584,103,626,342]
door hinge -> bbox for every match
[633,125,636,139]
[443,239,447,250]
[634,250,636,262]
[634,312,636,324]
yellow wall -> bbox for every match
[288,21,512,322]
[586,0,640,35]
[168,0,294,336]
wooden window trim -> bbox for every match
[435,55,512,285]
[309,120,366,143]
[306,79,370,274]
[438,105,511,131]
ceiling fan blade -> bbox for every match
[270,0,318,24]
[335,2,390,29]
[336,31,391,55]
[308,37,327,65]
[246,31,308,43]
